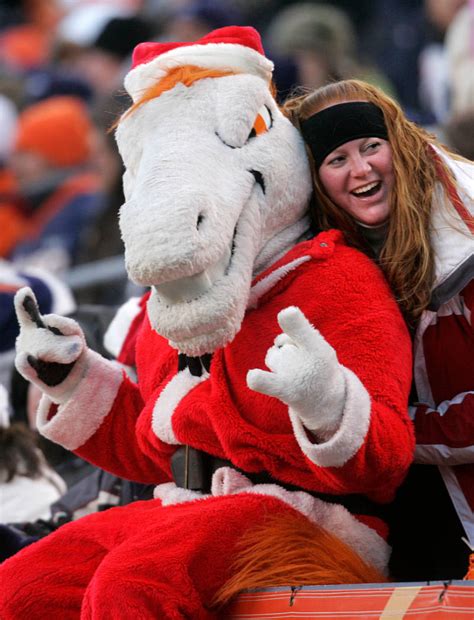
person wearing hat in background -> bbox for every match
[158,0,243,43]
[55,11,154,101]
[0,233,73,529]
[3,95,104,274]
[441,2,474,161]
[0,256,153,562]
[284,79,474,580]
[264,2,395,95]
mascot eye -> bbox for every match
[247,105,272,141]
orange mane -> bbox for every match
[213,512,387,609]
[114,64,277,129]
[121,65,237,123]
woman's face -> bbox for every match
[318,137,394,226]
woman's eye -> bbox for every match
[328,156,345,165]
[365,141,380,152]
[247,105,272,141]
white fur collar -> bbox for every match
[253,216,312,276]
[430,148,474,308]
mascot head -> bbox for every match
[116,26,312,355]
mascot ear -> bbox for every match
[215,74,275,149]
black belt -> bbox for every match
[170,446,388,520]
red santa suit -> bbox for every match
[0,231,414,619]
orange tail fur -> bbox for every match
[213,512,387,608]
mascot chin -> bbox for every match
[1,27,414,619]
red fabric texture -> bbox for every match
[76,232,414,502]
[0,493,296,619]
[132,26,265,69]
[0,233,415,618]
[413,280,473,448]
[411,279,474,526]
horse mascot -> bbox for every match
[0,27,414,619]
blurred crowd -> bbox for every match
[0,0,473,531]
[1,0,473,282]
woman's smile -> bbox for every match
[319,137,394,226]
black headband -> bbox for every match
[300,101,388,169]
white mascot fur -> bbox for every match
[0,27,415,619]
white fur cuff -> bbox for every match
[153,481,209,506]
[211,466,389,575]
[36,351,124,450]
[290,367,371,468]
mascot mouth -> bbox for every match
[153,227,237,304]
[152,171,263,306]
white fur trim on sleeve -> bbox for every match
[36,351,124,450]
[289,367,371,468]
[103,296,142,359]
[124,43,273,102]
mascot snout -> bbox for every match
[115,68,310,354]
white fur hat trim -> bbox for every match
[124,42,274,101]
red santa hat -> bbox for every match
[124,26,274,101]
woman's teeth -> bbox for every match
[352,181,381,197]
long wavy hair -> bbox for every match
[283,79,469,325]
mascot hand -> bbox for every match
[15,287,87,404]
[247,306,346,436]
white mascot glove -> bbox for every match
[247,306,346,437]
[14,287,88,405]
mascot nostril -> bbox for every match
[196,213,205,230]
[5,25,416,619]
[250,169,265,194]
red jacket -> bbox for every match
[411,279,474,543]
[38,232,414,566]
[409,150,474,546]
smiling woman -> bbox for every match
[284,80,472,324]
[284,79,474,580]
[317,133,394,227]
